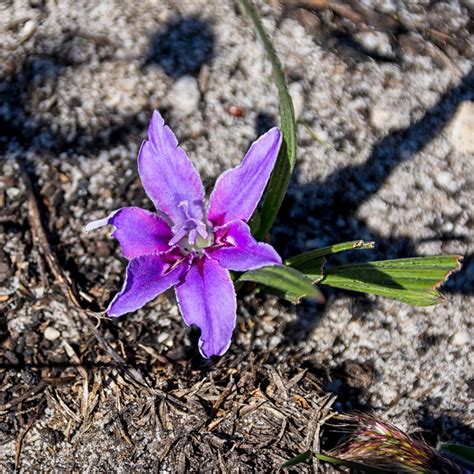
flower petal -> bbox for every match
[207,220,282,271]
[106,207,172,259]
[108,254,188,317]
[138,110,205,225]
[175,257,236,358]
[208,127,282,225]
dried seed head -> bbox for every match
[331,414,465,473]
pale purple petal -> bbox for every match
[175,257,236,358]
[138,110,205,225]
[108,254,188,317]
[208,127,282,225]
[106,207,172,259]
[207,220,281,271]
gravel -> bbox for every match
[0,0,473,470]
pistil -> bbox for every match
[168,201,214,254]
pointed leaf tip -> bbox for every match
[318,255,462,306]
[281,450,312,468]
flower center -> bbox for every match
[168,201,214,255]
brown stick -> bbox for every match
[15,406,42,471]
[18,158,147,387]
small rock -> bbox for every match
[355,31,394,59]
[380,386,398,405]
[370,96,410,131]
[168,76,200,116]
[449,101,474,153]
[295,8,320,34]
[269,335,281,349]
[6,187,20,199]
[376,0,397,14]
[32,286,45,298]
[435,171,458,193]
[44,326,61,341]
[451,330,470,346]
[18,19,37,45]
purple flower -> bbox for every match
[86,110,282,357]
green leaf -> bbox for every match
[239,0,297,240]
[286,240,376,266]
[238,265,324,304]
[318,255,462,306]
[282,452,393,472]
[439,443,474,463]
[316,454,392,473]
[281,450,312,468]
[286,240,375,280]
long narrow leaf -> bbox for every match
[238,265,323,304]
[319,255,462,306]
[282,451,393,472]
[240,0,297,240]
[286,240,375,267]
[286,240,375,280]
[316,454,392,473]
[439,443,474,464]
[281,450,312,468]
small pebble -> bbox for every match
[435,171,458,193]
[355,31,394,59]
[451,331,470,346]
[18,19,37,45]
[44,326,61,341]
[370,98,410,131]
[168,76,200,116]
[227,105,245,118]
[6,187,20,199]
[449,101,474,153]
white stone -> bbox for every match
[6,187,20,199]
[449,101,474,153]
[355,31,394,58]
[44,326,61,341]
[18,20,37,45]
[370,98,410,131]
[435,171,458,193]
[168,76,200,116]
[380,386,399,405]
[451,330,471,346]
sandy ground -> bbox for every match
[0,0,473,471]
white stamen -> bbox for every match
[83,216,110,232]
[83,209,119,233]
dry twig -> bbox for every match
[18,158,148,388]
